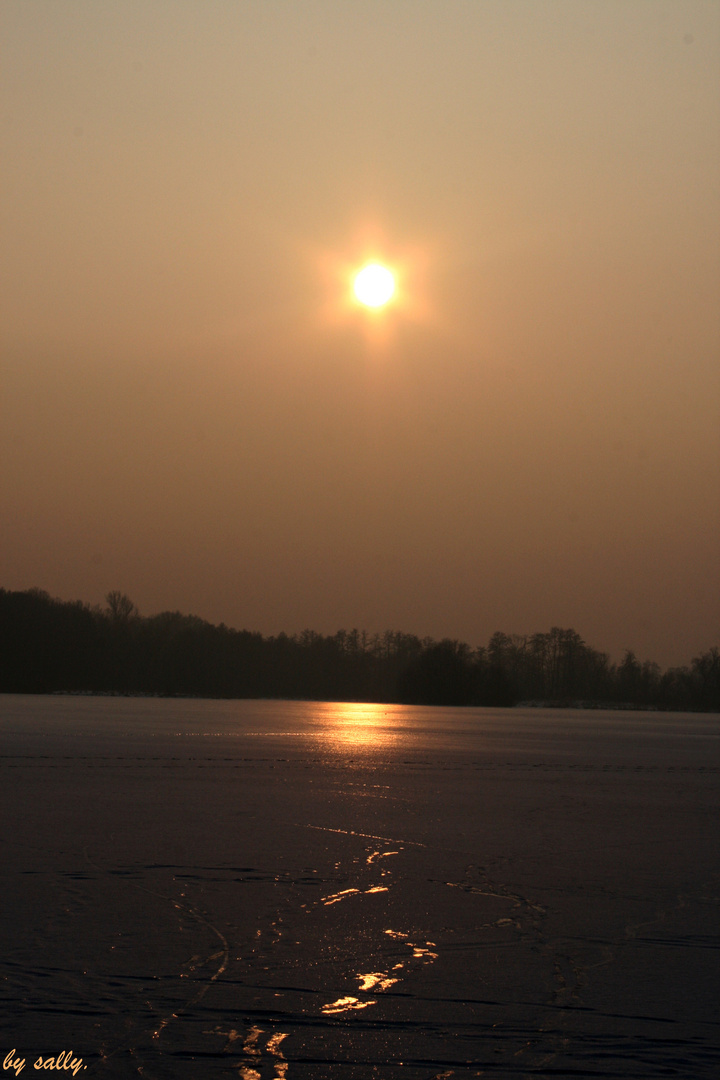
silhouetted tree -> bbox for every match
[399,639,476,705]
[105,591,138,623]
[0,587,717,710]
[690,648,720,712]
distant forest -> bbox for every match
[1,588,718,712]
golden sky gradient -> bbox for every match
[2,1,718,667]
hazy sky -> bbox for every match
[2,0,719,667]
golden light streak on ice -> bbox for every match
[357,971,399,991]
[321,887,361,905]
[321,996,377,1014]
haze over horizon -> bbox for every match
[2,1,719,670]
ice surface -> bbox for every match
[1,696,718,1077]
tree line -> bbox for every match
[0,587,718,711]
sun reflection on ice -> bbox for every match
[321,887,361,905]
[367,850,400,864]
[310,702,404,753]
[357,971,399,991]
[237,1026,289,1079]
[322,995,377,1014]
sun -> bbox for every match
[353,263,395,308]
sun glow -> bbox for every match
[353,264,395,308]
[311,223,435,344]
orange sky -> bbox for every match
[2,1,718,667]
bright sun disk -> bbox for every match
[353,264,395,307]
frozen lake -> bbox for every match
[1,695,719,1078]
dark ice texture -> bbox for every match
[1,696,718,1078]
